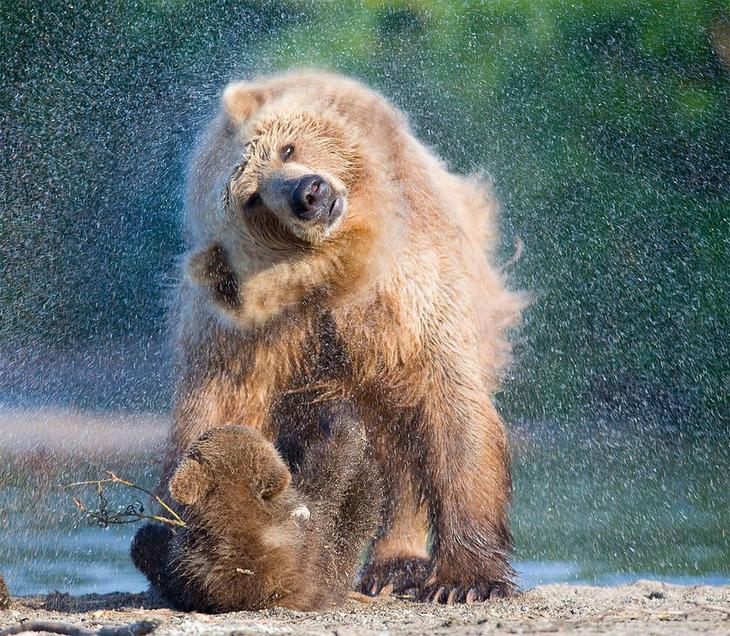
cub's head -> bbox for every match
[220,82,364,248]
[169,425,294,524]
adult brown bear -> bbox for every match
[158,70,524,602]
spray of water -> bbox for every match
[1,1,728,594]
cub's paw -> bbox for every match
[418,578,518,604]
[357,556,430,597]
[131,523,174,585]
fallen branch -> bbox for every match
[0,619,160,636]
[66,471,185,529]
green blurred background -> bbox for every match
[0,0,730,428]
[1,0,729,593]
[1,0,728,425]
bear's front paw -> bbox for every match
[357,556,430,597]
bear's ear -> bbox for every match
[258,455,292,501]
[221,81,270,125]
[169,457,211,506]
[186,244,216,287]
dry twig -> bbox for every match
[66,471,185,529]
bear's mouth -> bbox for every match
[326,196,344,224]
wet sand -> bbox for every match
[1,581,729,635]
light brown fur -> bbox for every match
[160,70,525,601]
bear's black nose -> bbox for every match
[291,174,330,219]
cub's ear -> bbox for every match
[258,454,292,501]
[222,81,270,125]
[169,457,211,506]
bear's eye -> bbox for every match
[280,144,295,162]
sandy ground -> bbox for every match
[0,582,727,635]
[1,409,728,633]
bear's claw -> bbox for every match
[420,581,516,604]
[357,556,431,597]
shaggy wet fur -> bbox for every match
[132,402,380,612]
[158,70,525,602]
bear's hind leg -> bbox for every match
[293,400,368,505]
[358,463,430,597]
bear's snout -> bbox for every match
[291,174,329,219]
[290,174,343,224]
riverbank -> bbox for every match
[1,581,728,635]
[1,406,728,597]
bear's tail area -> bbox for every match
[131,523,174,588]
[455,174,528,389]
[453,174,501,256]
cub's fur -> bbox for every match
[132,402,380,612]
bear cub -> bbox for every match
[132,401,381,612]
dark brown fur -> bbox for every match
[132,402,380,612]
